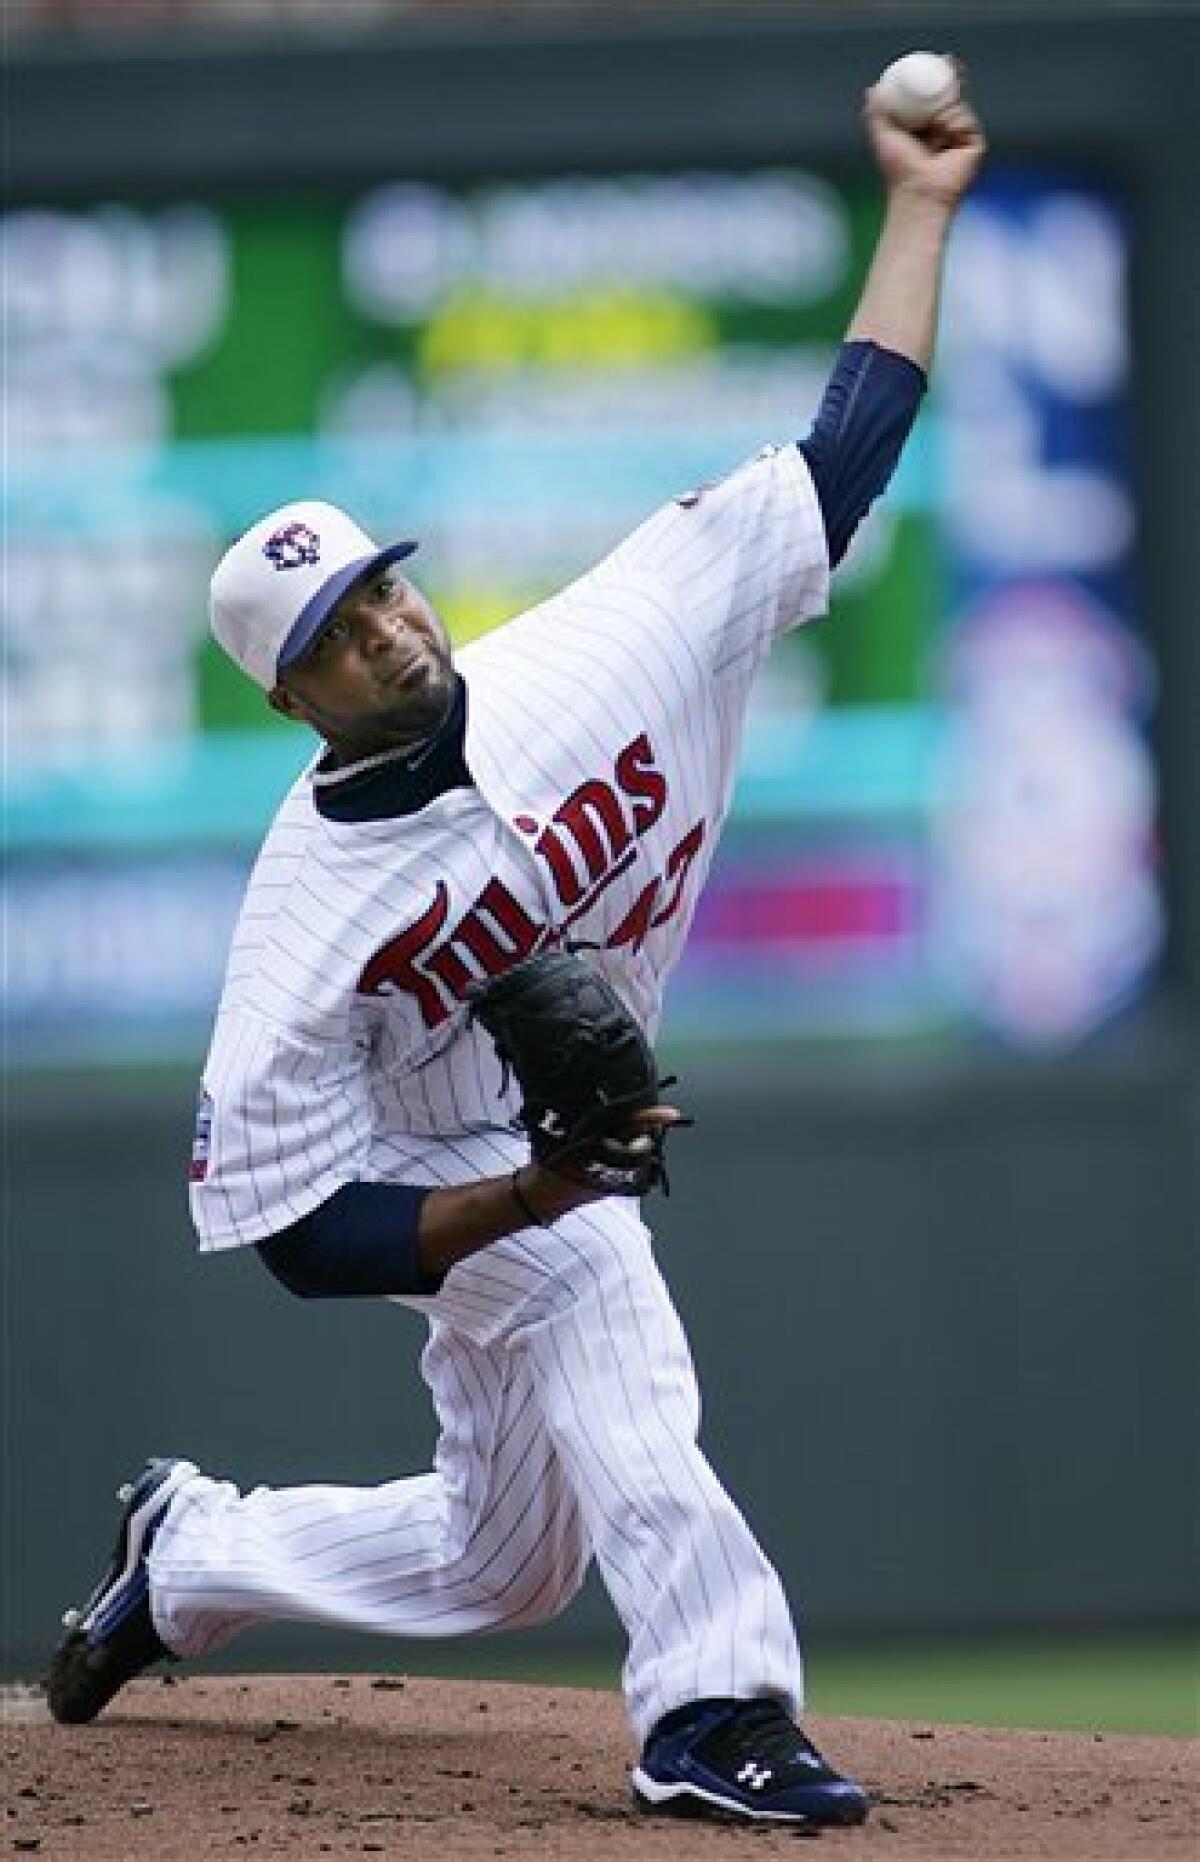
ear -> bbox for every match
[268,685,308,724]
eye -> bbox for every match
[311,617,349,658]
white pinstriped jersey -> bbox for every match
[191,442,829,1250]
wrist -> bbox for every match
[513,1163,595,1226]
[509,1167,547,1229]
[884,182,959,226]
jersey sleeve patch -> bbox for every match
[189,1088,214,1183]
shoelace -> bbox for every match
[713,1704,829,1780]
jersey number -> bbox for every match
[606,820,706,956]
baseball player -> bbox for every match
[48,82,985,1826]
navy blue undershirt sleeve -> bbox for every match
[799,339,927,568]
[256,1180,441,1298]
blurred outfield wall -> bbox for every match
[6,1046,1197,1675]
[4,5,1199,1674]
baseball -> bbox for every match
[874,51,960,129]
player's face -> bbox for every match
[270,567,456,756]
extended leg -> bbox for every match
[149,1321,588,1658]
[49,1323,587,1715]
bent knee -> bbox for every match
[501,1553,589,1630]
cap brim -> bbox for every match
[276,541,420,674]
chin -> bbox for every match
[385,674,454,740]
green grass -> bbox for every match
[396,1633,1200,1738]
[805,1634,1200,1738]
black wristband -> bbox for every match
[510,1169,546,1230]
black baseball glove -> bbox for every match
[466,948,682,1196]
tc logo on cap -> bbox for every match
[263,522,322,572]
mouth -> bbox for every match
[380,647,431,690]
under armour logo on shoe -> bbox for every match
[736,1761,774,1791]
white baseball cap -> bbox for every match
[209,500,418,690]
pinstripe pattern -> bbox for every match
[152,1323,591,1658]
[167,443,827,1741]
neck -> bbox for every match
[323,685,457,769]
[324,728,435,771]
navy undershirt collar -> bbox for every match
[313,674,473,822]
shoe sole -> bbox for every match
[632,1768,870,1826]
[72,1459,198,1641]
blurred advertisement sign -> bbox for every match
[932,180,1160,1045]
[934,585,1159,1043]
[2,172,1160,1063]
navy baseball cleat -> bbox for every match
[632,1696,871,1826]
[46,1457,197,1725]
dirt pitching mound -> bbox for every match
[5,1673,1196,1858]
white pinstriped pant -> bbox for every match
[147,1199,803,1742]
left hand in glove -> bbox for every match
[466,948,689,1197]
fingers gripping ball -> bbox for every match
[467,949,679,1196]
[874,51,960,128]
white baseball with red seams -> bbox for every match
[152,443,829,1744]
[874,52,960,130]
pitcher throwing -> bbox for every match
[48,70,985,1827]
